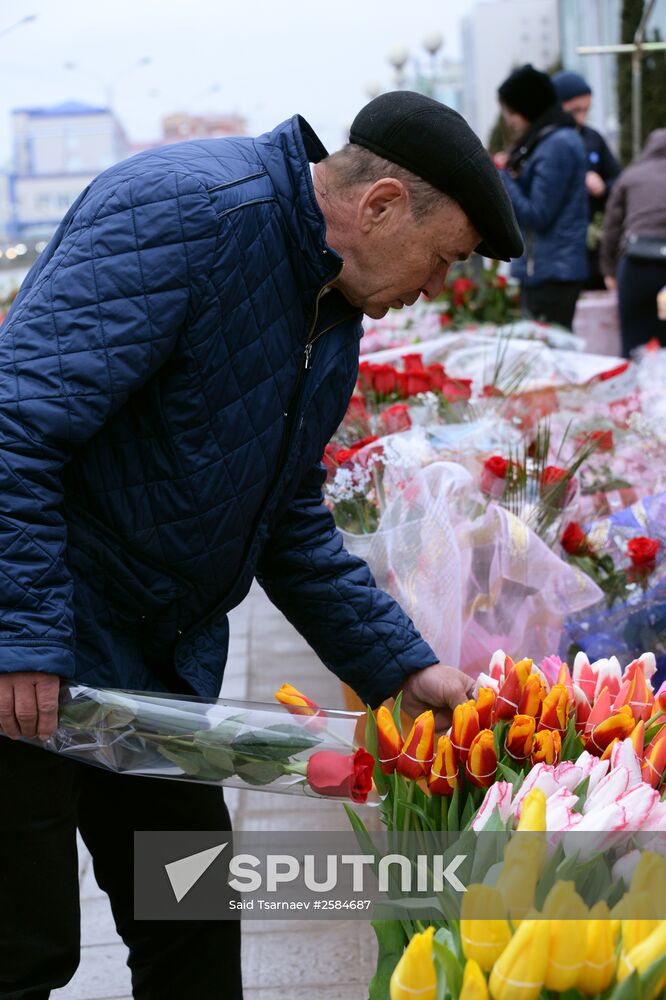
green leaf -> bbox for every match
[447,784,460,832]
[561,716,584,761]
[460,791,479,830]
[234,760,285,786]
[365,706,388,798]
[496,760,522,790]
[156,746,223,781]
[432,936,463,999]
[572,775,590,814]
[230,725,320,761]
[391,692,404,731]
[367,920,407,1000]
[639,949,666,999]
[198,745,235,778]
[58,700,108,729]
[607,970,642,1000]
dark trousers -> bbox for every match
[521,281,583,330]
[0,737,242,999]
[617,255,666,357]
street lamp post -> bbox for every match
[385,33,453,101]
[64,56,152,110]
[0,14,37,40]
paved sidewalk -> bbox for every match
[51,585,377,1000]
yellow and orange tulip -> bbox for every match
[517,673,545,718]
[428,733,458,796]
[505,714,536,760]
[587,706,635,756]
[396,710,434,780]
[376,706,402,775]
[530,728,561,766]
[494,658,533,721]
[466,729,497,788]
[641,729,666,788]
[476,687,496,730]
[537,683,569,735]
[452,701,481,764]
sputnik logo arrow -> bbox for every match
[164,842,228,902]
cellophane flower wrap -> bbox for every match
[16,684,375,804]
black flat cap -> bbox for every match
[349,91,523,262]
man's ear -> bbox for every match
[356,178,407,233]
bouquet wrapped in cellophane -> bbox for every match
[16,683,375,804]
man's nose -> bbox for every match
[422,265,449,300]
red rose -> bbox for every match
[441,377,472,402]
[480,455,509,498]
[439,313,453,328]
[451,276,475,307]
[587,430,614,452]
[370,365,399,396]
[379,403,411,435]
[323,443,343,476]
[628,536,660,568]
[426,363,446,391]
[541,466,576,508]
[346,396,368,421]
[306,748,375,803]
[496,275,507,288]
[561,522,588,555]
[484,455,509,479]
[482,384,504,398]
[404,370,432,396]
[334,435,381,467]
[403,353,424,372]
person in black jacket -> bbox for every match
[552,71,621,289]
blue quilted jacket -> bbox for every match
[0,115,436,706]
[502,126,588,287]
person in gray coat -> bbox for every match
[600,129,666,355]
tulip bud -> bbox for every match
[616,890,660,953]
[460,885,511,971]
[537,684,569,735]
[583,687,613,735]
[630,718,645,757]
[376,706,402,775]
[459,959,489,1000]
[614,661,654,723]
[274,683,325,729]
[466,729,497,788]
[475,687,496,729]
[617,921,666,995]
[587,706,635,757]
[396,710,434,780]
[428,734,458,796]
[494,658,533,721]
[517,674,545,718]
[542,882,588,990]
[641,730,666,788]
[517,788,547,832]
[630,851,666,899]
[488,918,550,1000]
[530,729,561,766]
[576,901,618,995]
[390,926,436,1000]
[451,701,480,765]
[505,714,536,760]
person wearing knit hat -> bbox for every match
[496,64,589,328]
[552,70,620,289]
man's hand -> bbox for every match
[604,275,617,291]
[0,672,61,741]
[586,170,606,198]
[400,664,474,731]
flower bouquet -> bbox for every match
[8,682,375,803]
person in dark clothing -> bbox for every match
[552,71,621,289]
[0,92,523,1000]
[600,128,666,356]
[497,65,588,329]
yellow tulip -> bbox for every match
[489,918,550,1000]
[495,835,546,923]
[613,890,660,952]
[516,788,547,832]
[390,926,436,1000]
[576,901,618,995]
[460,959,489,1000]
[541,882,588,991]
[631,851,666,899]
[460,885,511,972]
[618,921,666,999]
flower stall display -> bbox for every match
[335,648,666,1000]
[3,683,375,804]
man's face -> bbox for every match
[332,185,480,320]
[563,94,592,127]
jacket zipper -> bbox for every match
[176,264,344,648]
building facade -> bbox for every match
[461,0,560,146]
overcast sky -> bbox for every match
[1,0,479,162]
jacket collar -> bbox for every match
[253,115,344,289]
